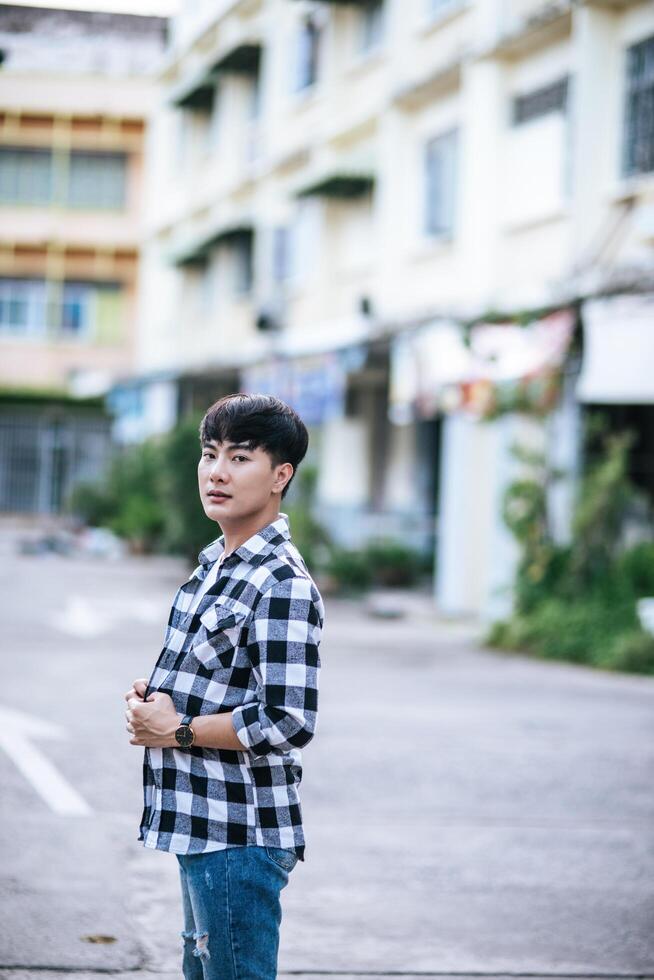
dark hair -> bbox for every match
[199,393,309,499]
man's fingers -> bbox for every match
[124,679,148,702]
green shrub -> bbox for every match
[616,542,654,597]
[158,415,218,563]
[600,630,654,675]
[490,427,654,674]
[325,548,373,592]
[363,538,423,587]
[68,480,116,527]
[487,595,642,668]
[67,440,166,552]
[283,465,332,573]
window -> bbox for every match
[360,0,384,53]
[272,226,291,283]
[296,15,322,91]
[512,77,568,126]
[209,84,223,149]
[0,148,128,209]
[290,199,322,282]
[425,129,458,237]
[0,148,52,205]
[233,237,254,295]
[624,34,654,177]
[0,277,122,340]
[0,278,46,335]
[61,282,92,336]
[67,152,127,209]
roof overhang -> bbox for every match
[171,225,254,267]
[170,66,217,110]
[290,0,374,4]
[170,43,261,109]
[296,172,375,199]
[213,43,261,74]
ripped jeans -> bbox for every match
[176,845,299,980]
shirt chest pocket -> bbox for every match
[191,602,252,672]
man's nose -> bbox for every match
[209,456,230,481]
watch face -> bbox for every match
[175,725,194,747]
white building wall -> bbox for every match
[136,0,654,615]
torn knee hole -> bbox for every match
[193,932,210,961]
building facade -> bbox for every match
[0,4,167,513]
[135,0,654,617]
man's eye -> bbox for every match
[233,455,248,462]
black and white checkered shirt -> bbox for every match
[138,513,324,861]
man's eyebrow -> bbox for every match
[201,441,254,450]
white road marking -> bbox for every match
[51,594,168,637]
[0,706,91,815]
[52,595,107,637]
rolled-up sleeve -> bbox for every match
[231,575,322,758]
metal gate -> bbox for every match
[0,408,113,514]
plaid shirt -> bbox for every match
[138,513,324,861]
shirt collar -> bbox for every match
[197,512,291,570]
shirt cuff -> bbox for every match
[230,701,275,757]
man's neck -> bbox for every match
[219,507,281,560]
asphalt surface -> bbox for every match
[0,527,652,979]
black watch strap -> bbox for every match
[180,714,194,728]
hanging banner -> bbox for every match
[241,350,348,426]
[576,294,654,404]
[389,320,467,424]
[389,309,575,421]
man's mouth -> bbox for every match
[207,491,232,499]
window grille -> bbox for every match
[0,148,53,205]
[513,77,568,126]
[624,34,654,176]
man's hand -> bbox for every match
[125,689,181,748]
[124,678,148,703]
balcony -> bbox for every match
[494,0,572,57]
[393,56,463,110]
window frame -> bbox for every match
[424,128,459,239]
[623,34,654,178]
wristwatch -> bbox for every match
[174,714,196,748]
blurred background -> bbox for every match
[1,0,654,669]
[0,1,654,976]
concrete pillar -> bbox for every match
[569,5,621,268]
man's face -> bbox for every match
[197,439,291,524]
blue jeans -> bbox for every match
[176,845,299,980]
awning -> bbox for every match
[213,44,261,75]
[576,294,654,404]
[170,66,217,111]
[290,0,373,4]
[296,172,375,199]
[170,43,261,109]
[171,225,253,267]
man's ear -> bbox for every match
[273,462,293,494]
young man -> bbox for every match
[123,393,324,980]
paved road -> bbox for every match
[0,535,653,979]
